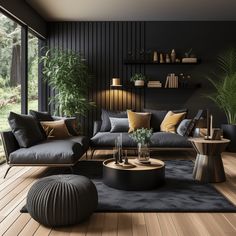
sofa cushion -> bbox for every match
[109,117,129,132]
[127,110,151,133]
[40,120,71,139]
[143,108,188,132]
[177,119,192,136]
[143,109,167,131]
[29,110,54,121]
[160,111,187,133]
[8,112,45,148]
[100,109,127,132]
[90,132,137,147]
[150,132,191,148]
[9,139,84,164]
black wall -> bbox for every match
[47,21,236,136]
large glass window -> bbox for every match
[0,13,22,162]
[28,31,39,111]
[0,13,42,164]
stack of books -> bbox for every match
[165,73,179,88]
[147,81,162,88]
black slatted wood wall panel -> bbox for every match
[47,22,146,136]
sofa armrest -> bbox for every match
[93,121,102,136]
[0,131,20,163]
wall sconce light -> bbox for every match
[110,78,122,88]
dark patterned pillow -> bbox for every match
[177,119,192,136]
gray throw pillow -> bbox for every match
[177,119,192,136]
[8,112,45,148]
[100,109,127,132]
[109,117,129,132]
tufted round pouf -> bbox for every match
[26,174,98,227]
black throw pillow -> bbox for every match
[100,109,127,132]
[8,112,45,148]
[29,110,54,121]
[29,110,54,138]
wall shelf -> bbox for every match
[124,60,201,65]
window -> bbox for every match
[0,12,43,164]
[0,13,22,162]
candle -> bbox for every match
[210,115,213,138]
[207,109,210,138]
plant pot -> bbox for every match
[221,124,236,152]
[134,80,144,86]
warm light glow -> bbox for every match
[111,77,122,87]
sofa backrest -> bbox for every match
[0,131,20,163]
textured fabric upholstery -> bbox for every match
[149,132,191,147]
[9,139,84,164]
[90,132,137,147]
[91,131,191,148]
[26,175,98,227]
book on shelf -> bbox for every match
[164,73,179,88]
[182,58,197,63]
[147,80,162,88]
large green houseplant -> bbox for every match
[207,49,236,151]
[41,49,94,119]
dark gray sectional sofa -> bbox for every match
[1,111,89,178]
[90,109,193,156]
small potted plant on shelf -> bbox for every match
[129,128,153,163]
[206,48,236,152]
[130,73,146,87]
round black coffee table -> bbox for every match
[103,158,165,191]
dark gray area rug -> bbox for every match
[22,160,236,213]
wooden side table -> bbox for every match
[189,138,230,183]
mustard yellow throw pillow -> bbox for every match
[127,110,151,133]
[40,120,71,139]
[160,111,186,133]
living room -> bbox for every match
[1,0,236,235]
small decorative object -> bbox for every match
[153,51,158,62]
[184,48,193,58]
[175,58,181,63]
[129,128,153,163]
[212,128,222,140]
[111,78,122,87]
[113,147,119,164]
[159,53,164,63]
[115,133,123,163]
[171,49,176,63]
[130,73,146,87]
[166,54,171,63]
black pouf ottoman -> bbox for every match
[26,174,98,227]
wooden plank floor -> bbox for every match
[1,151,236,236]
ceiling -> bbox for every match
[26,0,236,21]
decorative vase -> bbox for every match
[135,80,144,86]
[138,143,150,162]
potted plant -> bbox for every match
[41,48,95,129]
[129,128,153,162]
[207,49,236,152]
[130,73,146,86]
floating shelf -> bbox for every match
[124,60,201,65]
